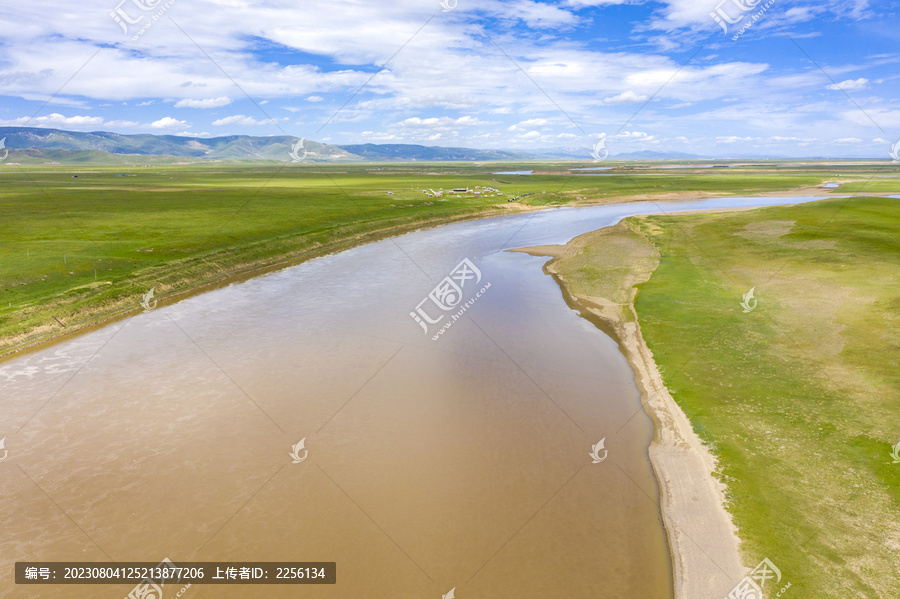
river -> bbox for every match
[0,196,830,598]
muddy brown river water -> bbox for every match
[0,197,828,598]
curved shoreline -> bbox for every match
[557,282,743,598]
[516,231,746,598]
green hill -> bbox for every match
[0,127,356,163]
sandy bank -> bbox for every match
[506,244,566,258]
[515,227,745,598]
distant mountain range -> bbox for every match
[0,127,544,164]
[3,126,851,164]
[0,127,354,162]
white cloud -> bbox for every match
[616,131,653,139]
[502,0,579,28]
[150,117,190,129]
[175,96,233,108]
[306,96,324,102]
[833,137,862,143]
[565,0,632,5]
[716,136,756,144]
[397,116,488,128]
[105,120,140,128]
[826,78,868,91]
[399,117,441,127]
[602,91,648,104]
[508,118,550,131]
[646,0,856,32]
[0,113,104,127]
[0,0,780,114]
[647,0,724,31]
[36,114,104,126]
[782,6,820,23]
[211,115,270,126]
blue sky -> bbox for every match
[0,0,898,157]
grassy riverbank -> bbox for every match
[0,161,886,356]
[550,196,900,596]
[0,164,503,355]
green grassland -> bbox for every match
[555,197,899,596]
[0,161,896,356]
[0,164,498,354]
